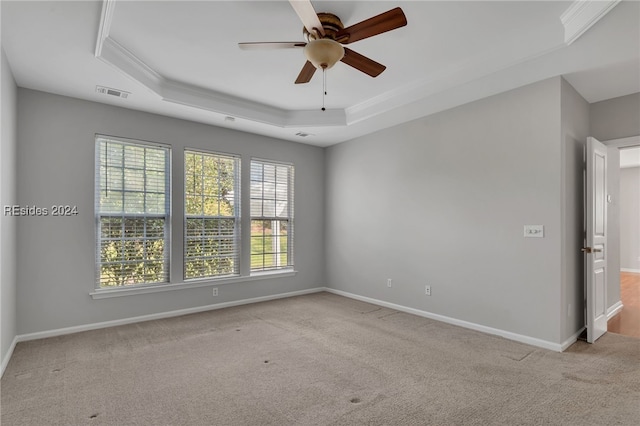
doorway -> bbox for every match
[604,137,640,338]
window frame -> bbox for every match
[183,148,241,281]
[94,135,172,290]
[90,139,298,300]
[249,158,295,273]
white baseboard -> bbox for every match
[16,287,325,343]
[5,285,585,373]
[325,288,566,352]
[607,300,624,320]
[1,335,18,378]
[621,268,640,274]
[560,327,585,351]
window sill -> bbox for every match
[89,269,297,299]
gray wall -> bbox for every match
[620,166,640,271]
[8,80,638,347]
[590,93,640,141]
[560,78,590,341]
[1,47,18,369]
[16,89,325,335]
[326,77,569,345]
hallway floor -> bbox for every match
[607,272,640,338]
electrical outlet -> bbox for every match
[425,285,431,296]
[387,279,393,288]
[212,287,218,297]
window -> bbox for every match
[184,150,240,279]
[95,136,170,287]
[250,159,294,271]
[93,136,295,297]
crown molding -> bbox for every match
[347,28,566,125]
[561,0,620,45]
[94,0,116,57]
[99,36,164,92]
[160,76,346,127]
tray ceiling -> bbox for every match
[2,1,638,146]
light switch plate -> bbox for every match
[524,225,544,238]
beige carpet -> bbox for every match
[2,292,639,425]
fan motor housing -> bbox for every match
[304,13,344,40]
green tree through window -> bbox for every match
[184,150,240,279]
[250,160,294,271]
[96,137,170,287]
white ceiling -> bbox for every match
[1,1,639,147]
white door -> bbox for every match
[585,137,608,343]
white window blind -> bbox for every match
[250,159,294,271]
[95,136,170,288]
[184,150,241,279]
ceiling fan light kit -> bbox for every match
[239,0,407,110]
[304,39,344,70]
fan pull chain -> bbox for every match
[321,68,326,111]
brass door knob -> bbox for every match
[581,247,602,253]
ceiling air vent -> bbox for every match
[96,86,129,99]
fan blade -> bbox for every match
[289,0,325,37]
[239,42,306,50]
[335,7,407,44]
[340,48,386,78]
[295,61,317,84]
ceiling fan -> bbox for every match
[239,0,407,85]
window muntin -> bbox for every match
[95,136,170,287]
[250,160,294,271]
[184,150,241,279]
